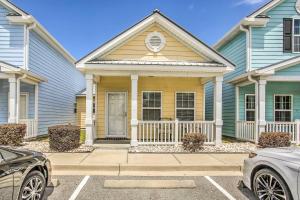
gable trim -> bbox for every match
[76,11,235,70]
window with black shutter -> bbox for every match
[283,18,292,52]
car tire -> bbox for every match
[18,170,46,200]
[253,168,292,200]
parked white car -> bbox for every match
[242,148,300,200]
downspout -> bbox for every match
[24,23,36,70]
[240,25,251,72]
[248,75,259,143]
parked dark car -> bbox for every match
[0,146,51,200]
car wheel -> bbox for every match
[253,168,292,200]
[18,170,46,200]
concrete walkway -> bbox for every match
[46,145,249,176]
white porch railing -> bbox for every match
[265,121,300,144]
[236,120,300,144]
[137,120,215,145]
[236,121,256,142]
[19,119,37,139]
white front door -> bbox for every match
[107,92,127,137]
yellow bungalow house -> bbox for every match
[76,10,235,147]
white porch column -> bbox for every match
[8,76,17,123]
[258,79,267,140]
[214,76,223,145]
[85,74,94,145]
[130,74,138,147]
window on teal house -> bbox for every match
[245,94,255,121]
[176,92,195,121]
[274,95,292,122]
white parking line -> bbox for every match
[69,176,90,200]
[204,176,236,200]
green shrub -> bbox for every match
[48,125,80,151]
[182,133,206,152]
[0,124,26,146]
[258,132,291,148]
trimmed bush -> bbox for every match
[0,124,26,146]
[182,133,206,152]
[49,125,80,151]
[258,132,291,148]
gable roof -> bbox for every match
[214,0,280,49]
[1,0,75,63]
[76,10,235,70]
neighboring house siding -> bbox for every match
[275,63,300,75]
[28,30,85,135]
[0,79,8,123]
[251,0,299,69]
[0,5,24,67]
[206,32,247,137]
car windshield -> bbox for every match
[0,148,18,161]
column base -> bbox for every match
[130,140,138,147]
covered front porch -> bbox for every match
[83,71,224,147]
[0,61,46,138]
[232,60,300,144]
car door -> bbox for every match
[0,151,14,200]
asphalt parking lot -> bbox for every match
[43,176,256,200]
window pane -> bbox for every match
[295,19,300,34]
[176,93,195,109]
[246,111,255,121]
[246,95,255,109]
[143,92,161,108]
[294,36,300,52]
[143,109,161,121]
[176,110,194,121]
[275,111,291,122]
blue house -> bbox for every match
[206,0,300,144]
[0,0,85,138]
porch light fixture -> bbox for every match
[145,31,166,52]
[296,0,300,14]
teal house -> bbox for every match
[206,0,300,144]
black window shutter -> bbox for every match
[283,18,293,52]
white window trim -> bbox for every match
[175,92,196,121]
[245,94,255,121]
[141,91,162,121]
[273,94,293,122]
[292,18,300,53]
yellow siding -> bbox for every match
[96,76,204,139]
[76,96,86,129]
[100,24,208,62]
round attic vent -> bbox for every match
[145,32,166,52]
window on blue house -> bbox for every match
[274,95,292,122]
[294,19,300,52]
[245,94,255,121]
